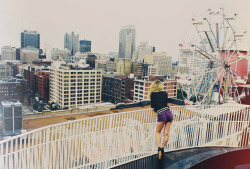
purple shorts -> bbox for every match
[157,110,173,123]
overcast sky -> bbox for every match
[0,0,249,60]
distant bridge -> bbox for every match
[0,105,249,169]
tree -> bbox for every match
[177,89,187,100]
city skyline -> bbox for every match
[0,0,249,61]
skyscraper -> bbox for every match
[64,31,79,55]
[79,40,91,53]
[21,30,40,49]
[119,25,136,59]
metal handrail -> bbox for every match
[0,105,249,169]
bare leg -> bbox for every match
[161,121,173,148]
[155,122,164,147]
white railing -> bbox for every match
[0,105,249,169]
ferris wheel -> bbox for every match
[182,8,248,105]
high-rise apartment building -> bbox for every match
[119,25,136,59]
[79,40,91,53]
[64,32,79,55]
[21,30,40,49]
[50,63,102,109]
[1,46,16,60]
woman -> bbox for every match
[148,79,174,160]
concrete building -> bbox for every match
[0,64,12,79]
[79,40,91,53]
[21,30,40,49]
[0,78,26,103]
[1,46,16,60]
[179,48,205,73]
[20,47,39,64]
[119,25,136,59]
[50,63,102,109]
[145,52,172,76]
[51,48,71,60]
[64,31,79,55]
[95,59,108,72]
[148,65,158,76]
[106,58,116,72]
[133,76,177,102]
[102,75,134,104]
[132,41,153,62]
[115,58,132,74]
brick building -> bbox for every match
[37,71,50,102]
[22,66,50,106]
[102,75,134,104]
[133,76,177,102]
[0,78,25,103]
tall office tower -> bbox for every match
[79,40,91,53]
[1,46,16,60]
[119,25,136,59]
[132,41,153,62]
[64,31,79,55]
[50,63,102,109]
[21,30,40,49]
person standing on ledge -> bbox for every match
[148,79,174,160]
